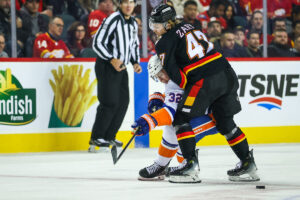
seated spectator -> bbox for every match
[292,5,300,23]
[1,0,31,57]
[267,29,295,57]
[19,0,49,57]
[33,16,74,58]
[183,0,202,30]
[247,10,263,33]
[197,0,227,32]
[66,21,91,57]
[234,26,246,46]
[224,2,235,30]
[217,30,248,57]
[245,31,262,57]
[246,10,273,45]
[206,20,222,42]
[0,33,8,57]
[19,0,49,37]
[87,0,114,38]
[290,20,300,42]
[291,35,300,56]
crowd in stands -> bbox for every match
[1,0,300,58]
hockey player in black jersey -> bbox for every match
[148,4,259,183]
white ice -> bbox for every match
[0,144,300,200]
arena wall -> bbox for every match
[0,58,299,153]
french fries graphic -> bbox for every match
[49,65,98,126]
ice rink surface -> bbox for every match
[0,143,300,200]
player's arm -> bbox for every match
[156,40,187,89]
[92,14,117,61]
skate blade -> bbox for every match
[138,175,165,181]
[88,145,110,153]
[168,174,201,183]
[229,172,260,182]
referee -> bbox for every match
[89,0,142,150]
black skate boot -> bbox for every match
[227,149,260,182]
[167,155,201,183]
[138,162,167,181]
[109,139,123,147]
[88,138,110,153]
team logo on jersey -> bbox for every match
[0,68,36,125]
[249,97,282,110]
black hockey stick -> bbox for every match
[111,129,138,165]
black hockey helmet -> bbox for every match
[149,4,176,24]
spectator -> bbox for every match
[290,20,300,42]
[197,0,227,32]
[19,0,49,57]
[206,20,222,42]
[248,10,263,33]
[19,0,49,36]
[135,17,155,57]
[183,0,202,30]
[33,16,74,58]
[218,30,248,57]
[0,33,8,57]
[245,31,262,57]
[292,35,300,56]
[246,10,273,45]
[267,29,295,57]
[87,0,114,38]
[0,0,30,57]
[234,26,246,46]
[66,21,91,57]
[291,5,300,23]
[224,2,235,30]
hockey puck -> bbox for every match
[256,185,266,189]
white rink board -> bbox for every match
[0,61,135,134]
[149,60,300,128]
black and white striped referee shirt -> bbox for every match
[93,10,140,65]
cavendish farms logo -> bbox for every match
[238,74,299,111]
[0,68,36,125]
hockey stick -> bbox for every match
[111,129,138,165]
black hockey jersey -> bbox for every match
[155,22,230,89]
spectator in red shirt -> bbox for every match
[87,0,114,38]
[33,16,74,58]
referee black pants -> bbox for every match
[91,57,129,141]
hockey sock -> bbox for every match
[155,138,178,166]
[175,123,196,160]
[176,153,184,163]
[226,127,249,162]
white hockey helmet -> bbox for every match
[148,54,163,81]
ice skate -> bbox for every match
[138,162,167,181]
[227,149,260,182]
[109,139,123,147]
[167,156,201,183]
[88,139,110,153]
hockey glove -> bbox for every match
[148,92,165,114]
[131,114,158,136]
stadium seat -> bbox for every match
[79,48,97,58]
